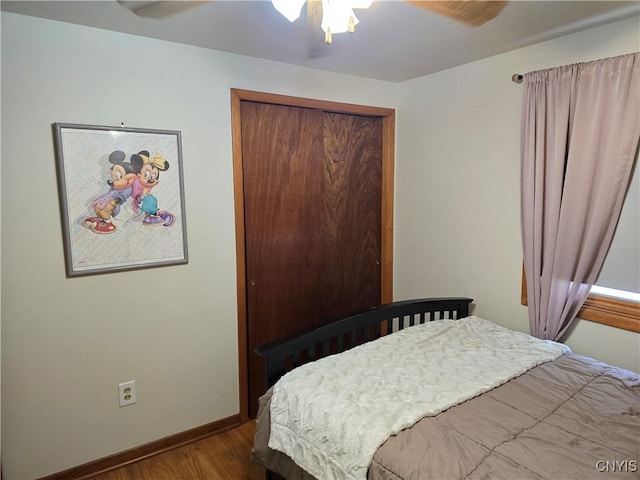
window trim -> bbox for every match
[520,267,640,333]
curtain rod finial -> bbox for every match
[512,74,523,83]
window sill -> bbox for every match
[578,294,640,333]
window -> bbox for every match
[584,158,639,332]
[521,270,640,333]
[521,158,639,333]
[593,159,639,295]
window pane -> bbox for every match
[595,157,639,293]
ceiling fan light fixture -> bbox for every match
[271,0,306,22]
[271,0,373,43]
[321,0,358,34]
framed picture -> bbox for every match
[53,123,188,277]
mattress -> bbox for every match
[252,353,640,479]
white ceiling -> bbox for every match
[2,0,639,82]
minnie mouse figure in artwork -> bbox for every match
[83,150,142,234]
[140,192,175,227]
[131,151,175,227]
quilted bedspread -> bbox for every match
[367,353,640,480]
[267,316,570,480]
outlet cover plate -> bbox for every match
[118,380,136,407]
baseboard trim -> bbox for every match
[38,414,242,480]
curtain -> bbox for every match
[520,53,640,341]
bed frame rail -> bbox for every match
[255,297,473,389]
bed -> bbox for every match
[250,297,640,480]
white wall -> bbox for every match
[395,16,640,372]
[0,13,397,479]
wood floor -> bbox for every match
[89,421,266,480]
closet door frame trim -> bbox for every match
[230,88,395,421]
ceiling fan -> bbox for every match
[118,0,508,44]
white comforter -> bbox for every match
[268,316,570,480]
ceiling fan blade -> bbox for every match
[118,1,212,18]
[405,0,507,26]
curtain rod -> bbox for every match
[512,74,523,83]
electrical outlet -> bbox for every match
[118,380,136,407]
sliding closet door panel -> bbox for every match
[242,101,382,416]
[243,103,325,339]
[321,112,382,318]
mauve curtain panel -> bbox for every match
[520,52,640,341]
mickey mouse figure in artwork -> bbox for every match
[83,150,143,234]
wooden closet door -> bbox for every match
[241,101,382,416]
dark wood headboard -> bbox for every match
[255,297,473,389]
